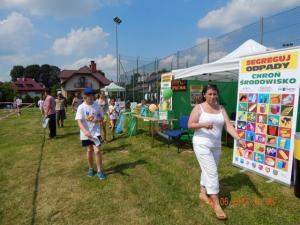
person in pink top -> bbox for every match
[43,88,56,139]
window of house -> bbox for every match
[79,76,86,86]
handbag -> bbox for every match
[42,117,50,128]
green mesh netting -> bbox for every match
[127,112,137,136]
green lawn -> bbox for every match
[0,109,14,118]
[0,108,300,225]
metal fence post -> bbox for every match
[132,71,135,102]
[176,51,180,69]
[156,58,159,104]
[207,38,210,63]
[260,17,264,45]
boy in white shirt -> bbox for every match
[15,97,22,116]
[75,88,106,180]
[37,98,44,115]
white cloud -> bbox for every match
[65,54,116,70]
[43,33,52,39]
[198,0,300,31]
[0,53,32,65]
[158,54,198,69]
[0,0,130,18]
[0,53,35,81]
[196,37,210,45]
[180,54,198,65]
[195,37,222,51]
[0,0,99,17]
[0,12,35,54]
[52,26,109,55]
[62,54,117,80]
[159,55,176,69]
[202,51,227,63]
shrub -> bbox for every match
[33,96,40,106]
[0,83,16,102]
[23,94,33,103]
[67,95,73,105]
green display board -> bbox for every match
[172,80,237,128]
[172,80,299,132]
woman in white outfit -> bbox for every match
[188,84,241,220]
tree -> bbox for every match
[9,63,61,90]
[24,64,41,81]
[23,94,33,103]
[35,64,60,88]
[39,64,52,87]
[10,65,25,81]
[158,68,169,74]
[0,82,16,102]
[50,83,60,96]
[48,65,60,87]
[97,70,105,76]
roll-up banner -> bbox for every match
[159,73,173,119]
[233,48,300,185]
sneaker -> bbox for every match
[96,171,106,180]
[87,168,95,177]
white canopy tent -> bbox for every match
[101,82,125,92]
[172,39,270,81]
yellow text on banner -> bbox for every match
[241,52,298,73]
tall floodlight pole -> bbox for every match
[113,16,122,84]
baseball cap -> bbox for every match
[84,87,95,95]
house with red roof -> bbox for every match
[11,78,45,97]
[59,61,111,97]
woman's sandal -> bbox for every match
[199,193,227,220]
[213,206,227,220]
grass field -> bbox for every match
[0,108,300,225]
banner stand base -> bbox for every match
[266,179,274,183]
[239,168,247,173]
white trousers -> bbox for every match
[193,143,221,195]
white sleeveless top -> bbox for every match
[193,104,225,148]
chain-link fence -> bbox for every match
[119,6,300,102]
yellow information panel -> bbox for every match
[233,49,300,185]
[295,133,300,160]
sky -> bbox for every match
[0,0,299,82]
